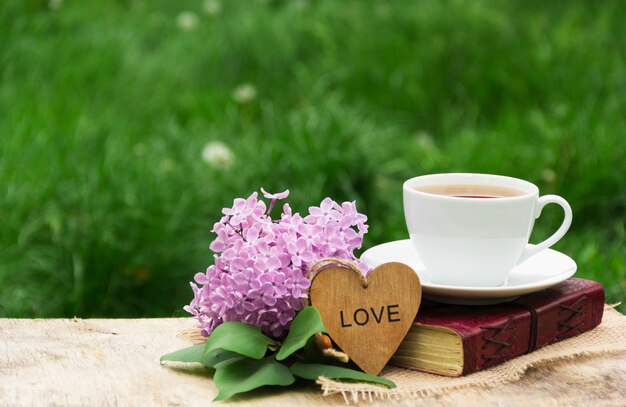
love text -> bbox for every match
[339,304,400,328]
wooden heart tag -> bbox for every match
[309,262,421,375]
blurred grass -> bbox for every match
[0,0,624,317]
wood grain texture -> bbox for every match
[309,262,422,375]
[1,317,625,406]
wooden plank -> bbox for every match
[1,317,625,406]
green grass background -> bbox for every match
[1,0,624,317]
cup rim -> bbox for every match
[403,173,539,201]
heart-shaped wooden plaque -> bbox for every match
[309,262,421,375]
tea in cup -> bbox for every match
[403,173,572,287]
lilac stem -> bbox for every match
[226,221,245,241]
[266,199,277,216]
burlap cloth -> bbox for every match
[317,305,626,403]
[179,305,626,404]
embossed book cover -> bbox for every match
[391,278,605,376]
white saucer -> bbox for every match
[360,239,577,305]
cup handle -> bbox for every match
[517,195,572,264]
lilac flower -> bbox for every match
[261,187,289,215]
[296,223,322,242]
[209,227,231,253]
[287,237,315,268]
[222,192,264,227]
[261,188,289,200]
[306,197,342,225]
[285,273,311,298]
[249,282,278,307]
[232,268,256,290]
[185,189,369,338]
[339,201,368,233]
[233,300,255,316]
[211,285,237,315]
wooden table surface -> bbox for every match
[1,317,625,406]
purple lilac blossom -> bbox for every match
[184,190,369,338]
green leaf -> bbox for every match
[276,306,327,360]
[160,344,205,364]
[213,357,295,401]
[302,335,326,363]
[201,348,242,367]
[302,336,347,365]
[290,362,396,388]
[203,321,276,361]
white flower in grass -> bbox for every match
[203,0,222,16]
[542,168,556,184]
[177,11,199,31]
[49,0,63,10]
[202,141,234,170]
[232,83,257,104]
[416,131,436,151]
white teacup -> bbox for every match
[403,173,572,287]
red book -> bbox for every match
[391,278,604,376]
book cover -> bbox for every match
[391,278,605,376]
